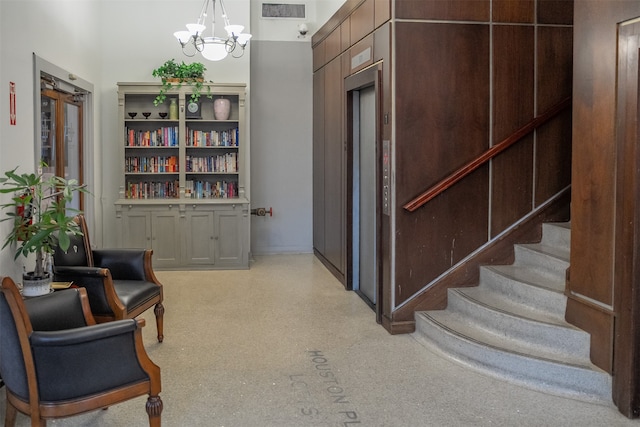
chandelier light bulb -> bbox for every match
[201,43,229,61]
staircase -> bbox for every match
[411,222,612,404]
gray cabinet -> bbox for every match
[117,205,181,269]
[115,82,250,269]
[184,203,249,268]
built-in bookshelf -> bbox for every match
[115,82,249,270]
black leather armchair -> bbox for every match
[0,276,162,426]
[53,215,164,342]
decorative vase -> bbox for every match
[22,271,52,297]
[214,97,231,120]
[169,98,178,120]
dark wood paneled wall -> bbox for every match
[568,0,640,375]
[570,0,640,414]
[395,22,491,303]
[393,1,573,307]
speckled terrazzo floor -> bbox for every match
[1,254,637,426]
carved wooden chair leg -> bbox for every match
[146,394,163,427]
[154,302,165,343]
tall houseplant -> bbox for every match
[0,167,88,295]
[152,59,211,105]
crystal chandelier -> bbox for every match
[173,0,252,61]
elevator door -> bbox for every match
[354,85,377,306]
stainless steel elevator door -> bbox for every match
[357,86,377,305]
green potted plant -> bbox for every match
[0,166,88,296]
[152,59,212,105]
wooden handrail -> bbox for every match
[403,96,572,212]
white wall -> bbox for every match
[0,0,103,280]
[0,0,344,280]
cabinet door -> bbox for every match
[185,210,215,265]
[214,210,244,267]
[151,211,181,268]
[121,210,151,249]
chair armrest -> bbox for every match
[93,249,148,281]
[53,266,121,316]
[53,265,108,279]
[30,320,152,401]
[25,288,95,331]
[30,318,137,346]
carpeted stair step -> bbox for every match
[411,222,613,404]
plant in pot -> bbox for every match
[0,167,88,296]
[152,59,212,106]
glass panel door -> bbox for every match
[40,95,56,175]
[40,87,84,210]
[64,101,81,210]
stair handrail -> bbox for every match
[403,96,572,212]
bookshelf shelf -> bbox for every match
[115,82,250,270]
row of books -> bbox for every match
[125,126,179,147]
[186,127,239,147]
[185,180,238,199]
[125,180,179,199]
[125,156,179,173]
[186,154,237,173]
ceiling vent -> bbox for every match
[261,3,306,19]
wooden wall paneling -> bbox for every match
[323,57,346,277]
[491,25,535,236]
[341,17,351,53]
[395,168,490,305]
[491,136,534,236]
[395,0,490,21]
[569,0,621,308]
[493,0,534,23]
[565,297,613,372]
[350,0,375,45]
[313,39,326,72]
[394,22,490,305]
[313,69,326,254]
[372,22,394,329]
[312,0,362,45]
[537,26,573,114]
[374,0,390,29]
[374,23,391,142]
[535,24,572,205]
[535,110,572,204]
[613,17,640,416]
[537,0,574,25]
[325,27,342,64]
[395,22,490,202]
[535,24,573,205]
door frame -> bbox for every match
[614,17,640,417]
[345,64,384,322]
[33,54,96,243]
